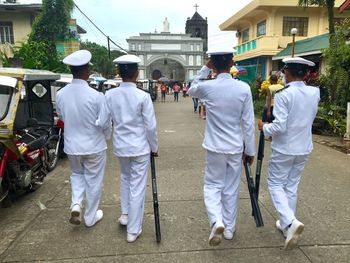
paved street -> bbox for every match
[0,94,349,263]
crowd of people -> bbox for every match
[57,48,319,251]
[158,82,189,102]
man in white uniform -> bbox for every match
[96,54,158,243]
[258,57,320,250]
[188,49,256,246]
[56,50,109,227]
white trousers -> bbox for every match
[204,151,242,232]
[267,150,308,229]
[118,154,150,234]
[68,150,106,226]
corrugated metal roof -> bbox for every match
[273,34,329,60]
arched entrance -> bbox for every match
[148,58,186,82]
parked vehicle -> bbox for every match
[138,79,158,101]
[51,74,72,158]
[0,68,60,206]
[103,79,122,91]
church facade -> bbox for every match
[126,12,208,82]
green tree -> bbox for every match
[29,0,74,48]
[321,19,350,106]
[13,41,68,72]
[80,41,123,78]
[298,0,335,36]
[12,0,74,72]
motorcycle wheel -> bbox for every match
[59,137,66,158]
[46,138,59,172]
[1,171,12,208]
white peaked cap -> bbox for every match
[206,48,235,56]
[113,54,141,64]
[283,57,315,67]
[63,50,92,66]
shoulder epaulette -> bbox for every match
[199,78,215,81]
[276,84,289,94]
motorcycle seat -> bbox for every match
[27,136,47,152]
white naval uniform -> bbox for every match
[97,82,158,234]
[263,81,320,229]
[56,79,108,226]
[188,66,256,231]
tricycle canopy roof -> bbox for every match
[0,75,17,88]
[0,68,60,81]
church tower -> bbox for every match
[185,5,208,52]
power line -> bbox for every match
[74,2,128,53]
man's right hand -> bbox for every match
[242,154,254,165]
[152,152,159,157]
[206,60,214,69]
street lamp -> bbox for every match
[291,28,298,57]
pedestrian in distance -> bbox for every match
[188,49,256,246]
[56,50,111,228]
[199,99,206,120]
[160,83,167,102]
[96,54,158,243]
[258,57,320,250]
[262,74,283,123]
[173,82,180,102]
[182,83,188,97]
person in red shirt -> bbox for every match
[173,83,180,102]
[160,83,167,102]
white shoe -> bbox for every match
[85,209,104,227]
[284,219,304,250]
[276,220,287,238]
[223,229,235,240]
[118,214,128,226]
[69,204,82,225]
[127,229,142,243]
[209,221,225,246]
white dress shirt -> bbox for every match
[97,82,158,157]
[56,79,107,155]
[263,81,320,155]
[188,66,256,156]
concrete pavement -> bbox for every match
[0,94,349,262]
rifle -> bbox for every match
[244,161,264,227]
[255,131,265,198]
[150,153,161,243]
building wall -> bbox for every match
[237,7,348,48]
[229,2,350,79]
[127,33,204,81]
[0,11,34,64]
[0,11,33,44]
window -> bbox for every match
[189,55,194,66]
[131,43,135,50]
[257,20,266,37]
[138,43,142,51]
[139,70,145,79]
[282,17,309,36]
[196,44,200,51]
[139,55,144,65]
[196,55,201,66]
[0,84,13,121]
[242,29,249,43]
[190,44,194,51]
[0,22,14,44]
[188,70,194,79]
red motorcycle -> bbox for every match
[0,68,60,206]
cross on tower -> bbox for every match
[194,3,199,12]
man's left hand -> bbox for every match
[258,120,265,131]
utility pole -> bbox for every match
[291,28,298,57]
[107,36,111,59]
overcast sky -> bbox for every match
[21,0,252,51]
